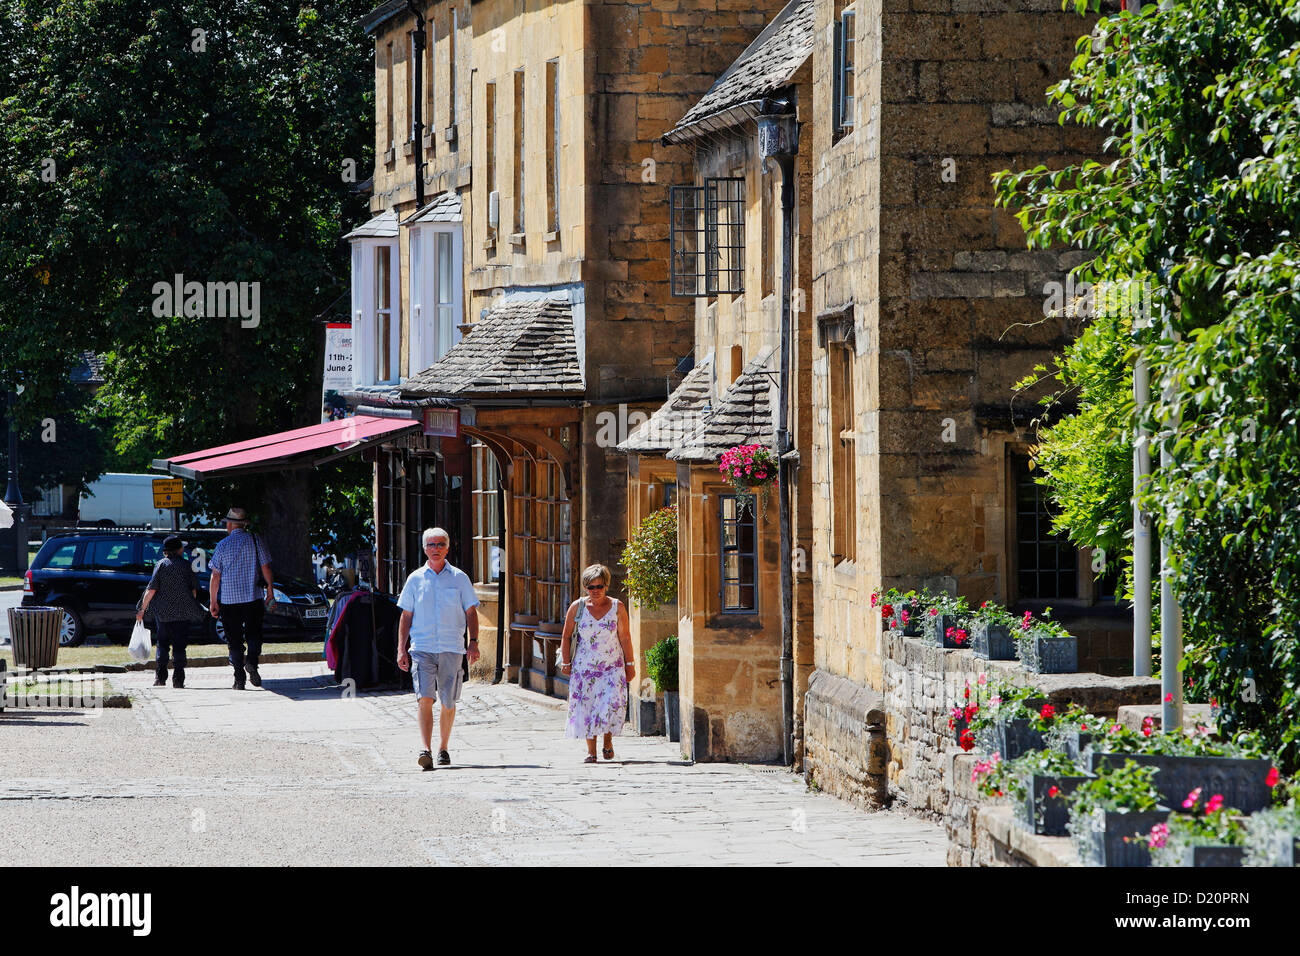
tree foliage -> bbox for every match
[0,0,374,571]
[621,506,678,610]
[995,0,1300,768]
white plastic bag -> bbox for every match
[128,621,153,662]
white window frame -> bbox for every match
[350,236,400,387]
[407,223,464,376]
[835,7,856,136]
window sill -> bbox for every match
[384,147,396,166]
[509,233,526,248]
[705,613,762,630]
[422,133,435,150]
[402,140,414,158]
[833,558,856,576]
[544,230,559,243]
[482,238,496,252]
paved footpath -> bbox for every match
[0,662,946,866]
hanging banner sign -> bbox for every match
[322,323,354,422]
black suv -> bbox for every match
[22,531,331,647]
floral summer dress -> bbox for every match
[564,598,627,739]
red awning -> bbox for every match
[152,415,421,480]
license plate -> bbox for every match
[304,607,328,619]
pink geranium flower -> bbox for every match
[1205,794,1224,814]
[1266,767,1280,788]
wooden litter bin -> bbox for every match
[7,606,62,670]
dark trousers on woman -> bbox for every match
[221,600,264,686]
[155,619,189,687]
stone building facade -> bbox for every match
[346,0,793,695]
[619,0,816,763]
[802,0,1117,803]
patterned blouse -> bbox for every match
[146,555,199,623]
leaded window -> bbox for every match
[720,494,757,612]
[670,177,745,297]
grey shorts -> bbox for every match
[411,651,464,706]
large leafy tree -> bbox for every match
[0,0,373,574]
[997,0,1300,767]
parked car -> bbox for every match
[77,473,196,528]
[22,531,330,647]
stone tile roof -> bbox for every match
[405,191,462,224]
[667,346,777,462]
[343,208,398,240]
[617,355,715,454]
[401,297,584,399]
[663,0,814,144]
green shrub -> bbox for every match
[620,505,677,610]
[645,635,679,693]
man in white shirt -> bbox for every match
[397,527,480,768]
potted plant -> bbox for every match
[718,443,777,520]
[974,746,1091,836]
[971,601,1018,660]
[1015,608,1078,674]
[645,635,680,742]
[620,506,677,611]
[1043,703,1102,761]
[1068,759,1169,867]
[923,593,972,649]
[1243,790,1299,867]
[969,682,1049,759]
[1085,721,1276,814]
[1148,789,1249,867]
[948,679,983,751]
[872,587,928,637]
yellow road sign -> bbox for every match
[153,478,184,510]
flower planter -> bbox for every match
[1073,806,1170,867]
[1178,845,1246,867]
[925,614,970,649]
[1020,634,1078,674]
[663,690,681,742]
[894,602,923,637]
[1087,752,1274,814]
[971,621,1015,660]
[1018,772,1089,836]
[995,716,1046,761]
[1061,730,1096,763]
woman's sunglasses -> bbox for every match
[585,583,606,590]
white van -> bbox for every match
[78,474,177,528]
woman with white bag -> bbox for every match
[136,535,199,688]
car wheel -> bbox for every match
[208,616,227,645]
[52,603,85,647]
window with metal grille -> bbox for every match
[1014,455,1078,600]
[720,494,757,611]
[669,177,745,297]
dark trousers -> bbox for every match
[221,600,265,681]
[155,619,189,685]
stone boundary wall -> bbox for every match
[804,625,1160,864]
[803,670,889,809]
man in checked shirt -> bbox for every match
[209,507,275,690]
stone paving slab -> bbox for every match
[0,661,947,866]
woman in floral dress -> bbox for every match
[560,564,636,762]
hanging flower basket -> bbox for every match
[718,443,777,520]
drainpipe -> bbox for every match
[406,1,426,210]
[758,108,799,767]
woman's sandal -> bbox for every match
[583,754,598,764]
[602,747,615,761]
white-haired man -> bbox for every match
[397,527,480,768]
